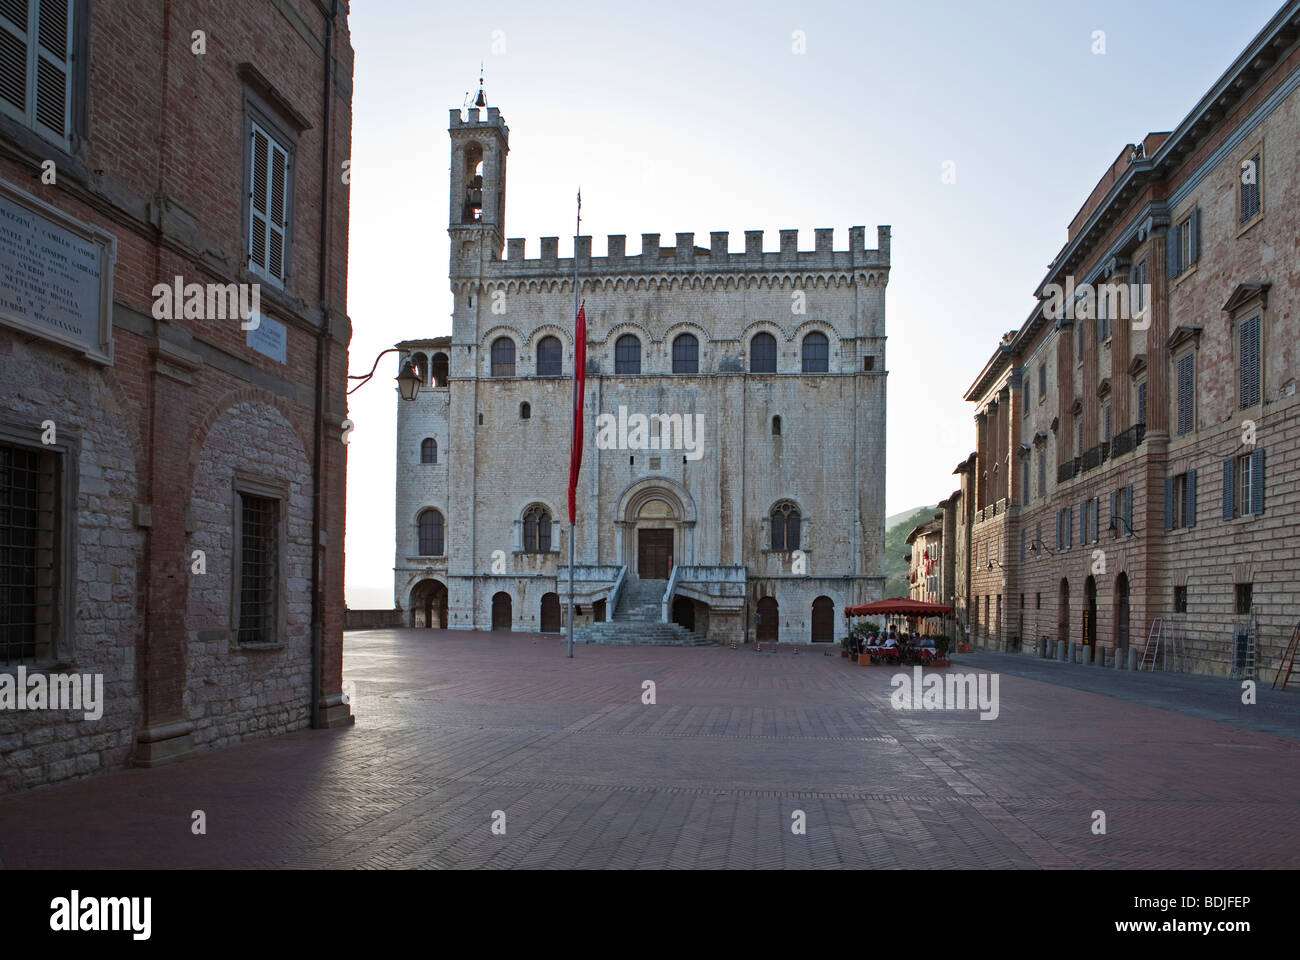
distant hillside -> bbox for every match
[883,504,938,599]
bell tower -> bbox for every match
[448,76,508,277]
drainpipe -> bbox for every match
[310,0,340,728]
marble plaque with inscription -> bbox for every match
[0,179,116,364]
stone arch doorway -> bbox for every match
[615,478,696,579]
[1058,578,1070,648]
[409,579,447,629]
[672,596,695,631]
[540,592,561,633]
[1114,572,1131,654]
[1084,575,1097,652]
[811,596,835,642]
[757,595,779,642]
[632,493,681,580]
[491,592,512,631]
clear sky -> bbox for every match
[342,0,1282,608]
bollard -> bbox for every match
[1114,646,1124,669]
[1056,640,1067,661]
[1128,647,1139,671]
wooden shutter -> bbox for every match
[1066,506,1073,548]
[1239,314,1261,409]
[0,0,29,120]
[1240,153,1261,223]
[1123,484,1133,535]
[1079,500,1087,544]
[1056,511,1062,550]
[1223,458,1235,520]
[1177,353,1194,435]
[1187,468,1197,527]
[1137,381,1147,426]
[32,0,69,142]
[249,123,289,281]
[1189,208,1200,264]
[1166,222,1180,278]
[1020,530,1026,562]
[1251,448,1265,515]
[1164,476,1174,531]
[1110,490,1119,530]
[1091,498,1099,542]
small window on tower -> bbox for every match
[462,141,484,223]
[520,402,531,420]
[772,416,782,436]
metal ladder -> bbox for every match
[1272,621,1299,690]
[1139,618,1162,671]
[1229,616,1256,681]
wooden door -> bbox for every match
[637,529,673,579]
[757,596,779,642]
[491,592,512,630]
[540,593,560,633]
[811,596,834,642]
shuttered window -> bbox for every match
[1239,314,1261,409]
[1176,352,1195,436]
[1038,363,1046,398]
[0,0,73,147]
[1240,153,1261,224]
[1136,381,1147,427]
[248,121,290,283]
[1103,404,1111,443]
[1037,450,1046,498]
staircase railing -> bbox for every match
[661,563,681,623]
[608,565,628,619]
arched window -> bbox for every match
[431,352,449,387]
[491,337,515,377]
[536,336,562,377]
[411,352,429,385]
[520,402,531,420]
[672,333,699,374]
[615,334,641,374]
[750,332,777,373]
[772,415,782,436]
[771,501,801,551]
[418,509,445,556]
[420,438,437,464]
[523,505,552,553]
[801,331,829,373]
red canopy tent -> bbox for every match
[844,598,953,617]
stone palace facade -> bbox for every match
[392,96,889,645]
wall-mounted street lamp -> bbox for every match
[1108,515,1140,538]
[348,347,421,400]
[1030,539,1055,557]
[987,557,1003,571]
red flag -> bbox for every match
[568,301,587,524]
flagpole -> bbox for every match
[567,189,581,659]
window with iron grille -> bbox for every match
[750,332,777,373]
[536,336,562,377]
[490,337,515,377]
[523,505,551,553]
[672,333,698,374]
[1038,363,1046,398]
[248,121,290,284]
[1239,153,1261,224]
[418,509,444,556]
[1239,314,1261,409]
[770,500,800,551]
[1174,585,1188,614]
[0,0,75,148]
[1176,352,1194,435]
[420,438,437,464]
[237,493,279,645]
[1233,452,1253,518]
[801,332,829,373]
[0,441,59,664]
[614,334,641,374]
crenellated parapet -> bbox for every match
[458,226,891,284]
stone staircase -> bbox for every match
[573,578,712,646]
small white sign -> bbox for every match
[246,310,286,364]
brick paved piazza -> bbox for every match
[2,629,1299,869]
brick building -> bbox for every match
[952,1,1300,678]
[1,0,354,793]
[392,91,889,646]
